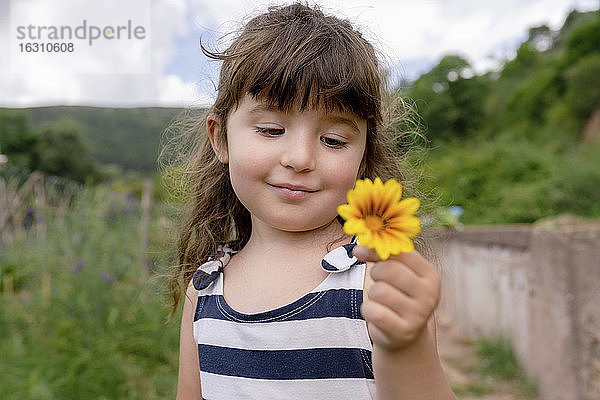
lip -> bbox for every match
[268,183,318,199]
[271,183,317,192]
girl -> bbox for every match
[168,3,457,399]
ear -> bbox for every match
[206,113,228,163]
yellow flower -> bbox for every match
[337,177,421,260]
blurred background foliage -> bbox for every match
[0,8,598,399]
[1,11,597,224]
[402,9,600,224]
[0,171,180,399]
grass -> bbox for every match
[451,382,495,397]
[476,336,539,398]
[444,334,539,398]
[0,179,181,400]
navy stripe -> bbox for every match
[343,243,357,258]
[321,260,340,271]
[198,344,373,380]
[195,289,363,322]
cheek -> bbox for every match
[323,154,363,196]
[229,148,269,180]
[226,143,271,201]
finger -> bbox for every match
[361,299,405,332]
[361,300,419,346]
[369,263,420,298]
[364,320,395,350]
[367,280,417,310]
[386,250,434,278]
[369,260,442,313]
[352,245,379,262]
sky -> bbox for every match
[0,0,598,108]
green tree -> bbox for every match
[0,109,38,168]
[527,25,554,51]
[564,18,600,65]
[407,55,489,141]
[505,67,562,124]
[501,42,540,78]
[31,119,98,183]
[564,54,600,120]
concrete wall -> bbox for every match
[429,220,600,400]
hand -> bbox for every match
[353,245,441,352]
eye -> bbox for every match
[321,135,347,148]
[254,127,285,136]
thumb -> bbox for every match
[352,245,380,262]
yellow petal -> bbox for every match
[337,177,421,259]
[347,182,369,214]
[396,234,415,253]
[398,197,420,214]
[357,230,374,248]
[384,232,404,255]
[374,236,391,260]
[384,178,403,200]
[353,178,368,195]
[337,204,362,220]
[346,188,358,205]
[361,179,374,212]
[389,231,414,253]
[379,179,402,214]
[370,178,383,212]
[343,218,367,235]
[389,216,422,237]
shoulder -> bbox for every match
[182,277,200,341]
[185,277,200,307]
[181,277,200,348]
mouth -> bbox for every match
[270,183,317,192]
[268,183,318,199]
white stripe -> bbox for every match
[196,263,366,299]
[200,371,377,400]
[194,317,372,351]
[311,263,366,292]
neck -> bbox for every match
[244,216,349,258]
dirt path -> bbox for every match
[436,312,539,400]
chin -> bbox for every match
[272,217,339,233]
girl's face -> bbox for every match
[209,94,367,233]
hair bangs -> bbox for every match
[217,8,381,123]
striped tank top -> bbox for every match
[192,238,377,399]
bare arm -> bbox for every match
[359,248,456,400]
[371,317,456,399]
[175,280,202,400]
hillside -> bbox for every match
[0,106,187,174]
[402,9,600,224]
[29,106,185,173]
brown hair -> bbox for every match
[161,2,422,318]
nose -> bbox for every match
[280,131,316,172]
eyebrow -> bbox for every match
[247,103,281,115]
[324,114,361,135]
[247,103,361,135]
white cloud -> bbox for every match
[0,0,597,107]
[0,0,197,107]
[157,74,201,105]
[151,0,190,72]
